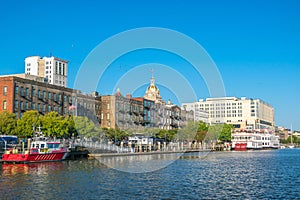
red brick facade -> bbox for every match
[0,75,101,121]
[0,77,14,113]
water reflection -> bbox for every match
[0,150,299,199]
[96,151,211,173]
[1,162,64,176]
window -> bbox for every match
[107,113,110,120]
[14,100,18,109]
[107,103,110,110]
[62,65,65,76]
[38,90,41,98]
[42,104,46,112]
[26,102,29,110]
[20,87,24,96]
[43,91,46,99]
[48,105,51,112]
[55,62,58,74]
[59,63,62,74]
[32,87,35,97]
[48,92,51,99]
[20,101,24,110]
[3,100,7,110]
[15,86,19,94]
[26,88,29,96]
[38,103,41,111]
[3,86,7,96]
[32,102,36,110]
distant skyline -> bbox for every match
[0,0,299,130]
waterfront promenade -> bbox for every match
[72,139,228,157]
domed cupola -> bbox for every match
[144,75,162,103]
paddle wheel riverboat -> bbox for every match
[231,127,280,151]
[1,139,68,164]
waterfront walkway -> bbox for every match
[72,140,228,157]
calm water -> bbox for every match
[1,149,300,199]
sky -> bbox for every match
[0,0,299,130]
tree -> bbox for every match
[286,135,299,144]
[73,116,98,138]
[16,110,41,138]
[195,121,209,142]
[104,128,130,143]
[0,111,17,135]
[41,112,71,137]
[178,121,198,141]
[218,124,233,142]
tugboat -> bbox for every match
[1,129,68,164]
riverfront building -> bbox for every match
[1,53,194,131]
[25,56,68,87]
[0,74,100,121]
[100,76,194,130]
[182,97,274,130]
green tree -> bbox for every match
[195,121,209,142]
[64,115,77,138]
[104,128,130,142]
[287,135,300,144]
[0,111,17,135]
[16,110,41,138]
[41,112,71,137]
[155,129,168,141]
[218,124,233,142]
[206,124,223,143]
[179,121,198,141]
[73,116,98,138]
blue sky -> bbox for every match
[0,0,299,130]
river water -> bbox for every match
[1,149,300,199]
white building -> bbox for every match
[181,104,209,124]
[25,56,68,87]
[182,97,274,130]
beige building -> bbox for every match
[100,91,146,130]
[182,97,274,130]
[275,126,290,140]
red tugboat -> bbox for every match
[1,139,68,163]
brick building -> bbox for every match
[0,75,100,122]
[0,73,193,131]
